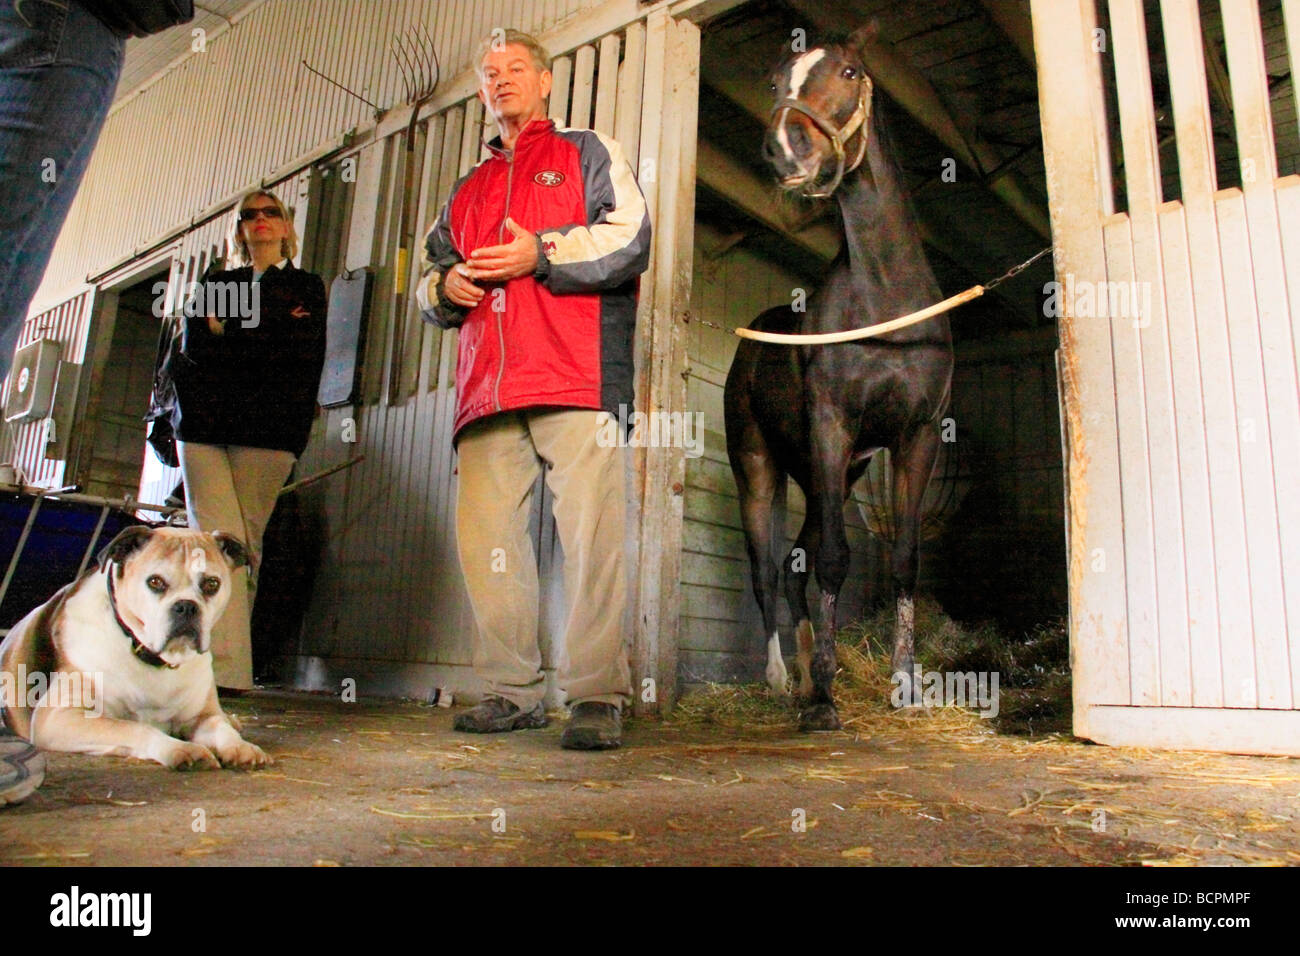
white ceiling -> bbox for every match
[114,0,264,104]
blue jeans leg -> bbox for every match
[0,1,123,380]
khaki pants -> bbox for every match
[455,409,631,710]
[177,441,296,689]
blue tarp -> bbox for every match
[0,493,143,628]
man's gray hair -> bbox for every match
[476,29,551,78]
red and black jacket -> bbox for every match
[418,119,652,438]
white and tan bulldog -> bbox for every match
[0,525,271,770]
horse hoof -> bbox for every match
[798,703,843,732]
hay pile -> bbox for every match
[671,598,1070,737]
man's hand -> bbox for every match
[206,315,225,336]
[466,217,539,281]
[442,263,486,308]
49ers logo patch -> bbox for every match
[534,170,565,187]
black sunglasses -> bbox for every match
[239,205,284,222]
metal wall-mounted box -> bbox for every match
[4,339,61,423]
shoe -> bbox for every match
[1,725,45,807]
[560,701,622,750]
[453,696,548,733]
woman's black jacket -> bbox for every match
[172,262,327,457]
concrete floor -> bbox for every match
[2,691,1297,866]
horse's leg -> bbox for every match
[804,411,853,731]
[889,424,941,705]
[735,448,789,695]
[784,499,820,700]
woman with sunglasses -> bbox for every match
[170,189,328,693]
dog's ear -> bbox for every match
[211,531,250,570]
[98,525,154,572]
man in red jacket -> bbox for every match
[418,30,651,749]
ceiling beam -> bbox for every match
[696,137,841,262]
[980,0,1036,69]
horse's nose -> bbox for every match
[765,121,810,166]
[786,121,811,157]
[763,128,785,164]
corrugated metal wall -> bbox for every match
[8,0,663,703]
[30,0,611,314]
[0,292,95,489]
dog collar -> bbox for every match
[106,570,177,670]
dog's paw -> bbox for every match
[216,738,272,769]
[161,740,221,771]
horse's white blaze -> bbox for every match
[765,631,790,694]
[787,49,826,100]
[777,49,827,161]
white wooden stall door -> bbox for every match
[1033,0,1300,755]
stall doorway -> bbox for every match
[75,269,167,501]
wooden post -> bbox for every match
[631,13,698,716]
[1030,0,1130,733]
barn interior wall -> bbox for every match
[5,2,674,707]
[26,0,615,318]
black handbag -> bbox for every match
[80,0,195,38]
[144,315,185,468]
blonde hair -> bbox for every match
[476,29,550,79]
[228,189,298,267]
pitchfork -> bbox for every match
[389,22,441,404]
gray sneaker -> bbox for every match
[453,696,548,733]
[561,701,622,750]
[1,724,44,807]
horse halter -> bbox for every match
[770,73,873,198]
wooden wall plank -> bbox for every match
[615,22,645,168]
[1160,0,1246,709]
[1102,216,1160,705]
[1222,0,1280,183]
[569,44,596,129]
[1085,705,1300,756]
[1215,191,1286,708]
[418,113,447,394]
[1221,2,1300,710]
[1277,175,1300,703]
[462,98,485,169]
[1109,0,1191,705]
[629,9,668,709]
[548,54,573,125]
[1157,203,1222,706]
[594,34,621,136]
[1032,0,1131,723]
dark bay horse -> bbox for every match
[723,30,953,730]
